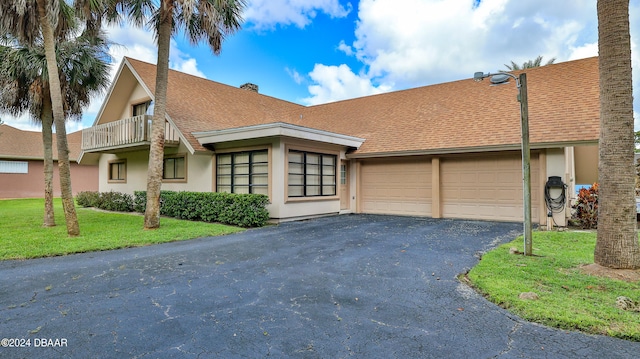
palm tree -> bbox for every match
[504,56,556,71]
[108,0,246,229]
[595,0,640,269]
[0,32,110,228]
[0,39,57,226]
[0,0,84,236]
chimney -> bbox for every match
[240,83,259,93]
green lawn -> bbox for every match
[467,230,640,341]
[0,198,244,260]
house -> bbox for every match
[79,57,600,226]
[0,124,98,198]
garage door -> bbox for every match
[440,153,539,222]
[360,158,432,216]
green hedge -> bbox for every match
[76,191,133,212]
[78,190,270,227]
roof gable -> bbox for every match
[93,59,153,127]
[126,58,304,152]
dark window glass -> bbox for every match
[216,150,268,194]
[288,151,337,197]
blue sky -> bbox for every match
[3,0,640,133]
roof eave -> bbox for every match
[193,122,366,149]
[347,140,599,159]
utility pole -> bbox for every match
[518,73,533,255]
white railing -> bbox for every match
[82,115,179,151]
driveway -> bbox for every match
[0,215,637,358]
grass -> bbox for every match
[0,198,245,260]
[467,230,640,341]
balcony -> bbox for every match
[81,115,179,153]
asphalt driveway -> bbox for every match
[0,214,637,358]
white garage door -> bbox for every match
[360,158,432,216]
[440,153,539,222]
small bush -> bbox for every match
[133,191,147,213]
[97,191,134,212]
[218,194,270,227]
[76,191,100,207]
[572,183,598,229]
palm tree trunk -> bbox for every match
[595,0,640,268]
[42,96,55,227]
[143,2,173,229]
[38,0,79,236]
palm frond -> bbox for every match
[0,28,110,123]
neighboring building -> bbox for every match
[0,124,98,198]
[79,57,600,226]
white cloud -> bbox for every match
[0,112,41,132]
[301,64,391,105]
[568,42,598,60]
[347,0,598,88]
[244,0,352,30]
[170,56,206,78]
[286,67,304,85]
[337,40,353,56]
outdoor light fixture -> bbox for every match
[474,71,532,256]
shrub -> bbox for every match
[97,191,134,212]
[133,191,270,227]
[76,191,100,207]
[76,191,134,212]
[133,191,147,213]
[218,193,270,227]
[572,183,598,229]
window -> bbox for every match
[132,101,152,116]
[163,155,186,180]
[216,150,268,195]
[108,160,126,182]
[0,160,28,174]
[288,150,336,197]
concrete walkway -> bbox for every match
[0,215,637,358]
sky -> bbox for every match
[2,0,640,133]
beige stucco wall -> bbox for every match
[120,136,346,221]
[544,148,570,227]
[347,159,357,212]
[119,84,151,119]
[99,150,148,194]
[225,138,343,221]
[97,69,152,125]
[99,143,213,195]
[574,144,598,185]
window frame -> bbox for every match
[287,149,337,198]
[162,154,187,182]
[132,100,151,117]
[107,159,127,183]
[0,160,28,174]
[216,149,269,195]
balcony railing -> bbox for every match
[82,115,179,152]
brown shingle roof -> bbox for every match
[0,124,83,162]
[126,56,600,156]
[288,56,599,155]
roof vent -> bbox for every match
[240,83,259,93]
